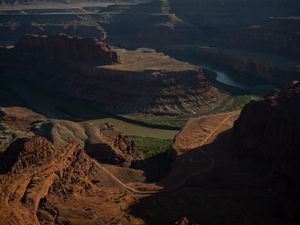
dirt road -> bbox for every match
[98,113,236,194]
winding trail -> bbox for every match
[98,114,236,195]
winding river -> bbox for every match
[201,64,276,96]
[1,63,274,140]
[202,66,250,90]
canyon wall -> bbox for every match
[15,34,119,65]
[189,47,300,84]
[233,82,300,191]
[228,18,300,59]
[234,82,300,160]
[0,34,221,115]
[0,137,125,225]
[0,107,140,166]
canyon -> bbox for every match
[1,0,299,85]
[0,136,144,225]
[0,106,143,167]
[1,83,300,225]
[0,0,299,224]
[186,46,300,84]
[0,34,223,115]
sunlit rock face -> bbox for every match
[0,136,126,225]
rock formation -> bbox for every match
[36,120,141,167]
[105,0,201,46]
[0,107,141,166]
[234,82,300,160]
[172,111,240,155]
[188,46,300,84]
[0,35,222,115]
[0,107,47,152]
[0,123,15,152]
[0,23,107,44]
[234,82,300,195]
[228,17,300,59]
[164,0,300,87]
[14,34,119,65]
[0,136,128,225]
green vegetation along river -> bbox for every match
[1,75,178,139]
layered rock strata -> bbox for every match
[0,35,222,115]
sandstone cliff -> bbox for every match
[0,107,47,152]
[233,82,300,194]
[0,137,116,225]
[48,120,141,167]
[0,107,141,167]
[14,34,119,65]
[0,136,145,225]
[234,82,300,160]
[0,23,107,44]
[190,47,300,84]
[0,35,222,115]
[228,18,300,59]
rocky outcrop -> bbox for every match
[234,82,300,193]
[0,107,47,152]
[64,67,220,115]
[0,35,222,115]
[0,135,148,225]
[190,47,300,84]
[106,0,201,46]
[0,107,140,166]
[0,23,107,45]
[228,18,300,59]
[0,123,16,152]
[170,0,300,27]
[234,82,300,157]
[49,120,141,167]
[81,122,141,167]
[14,34,119,65]
[234,82,300,160]
[172,111,240,155]
[0,136,126,225]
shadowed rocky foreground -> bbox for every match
[0,83,300,225]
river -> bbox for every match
[201,64,276,96]
[202,65,250,90]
